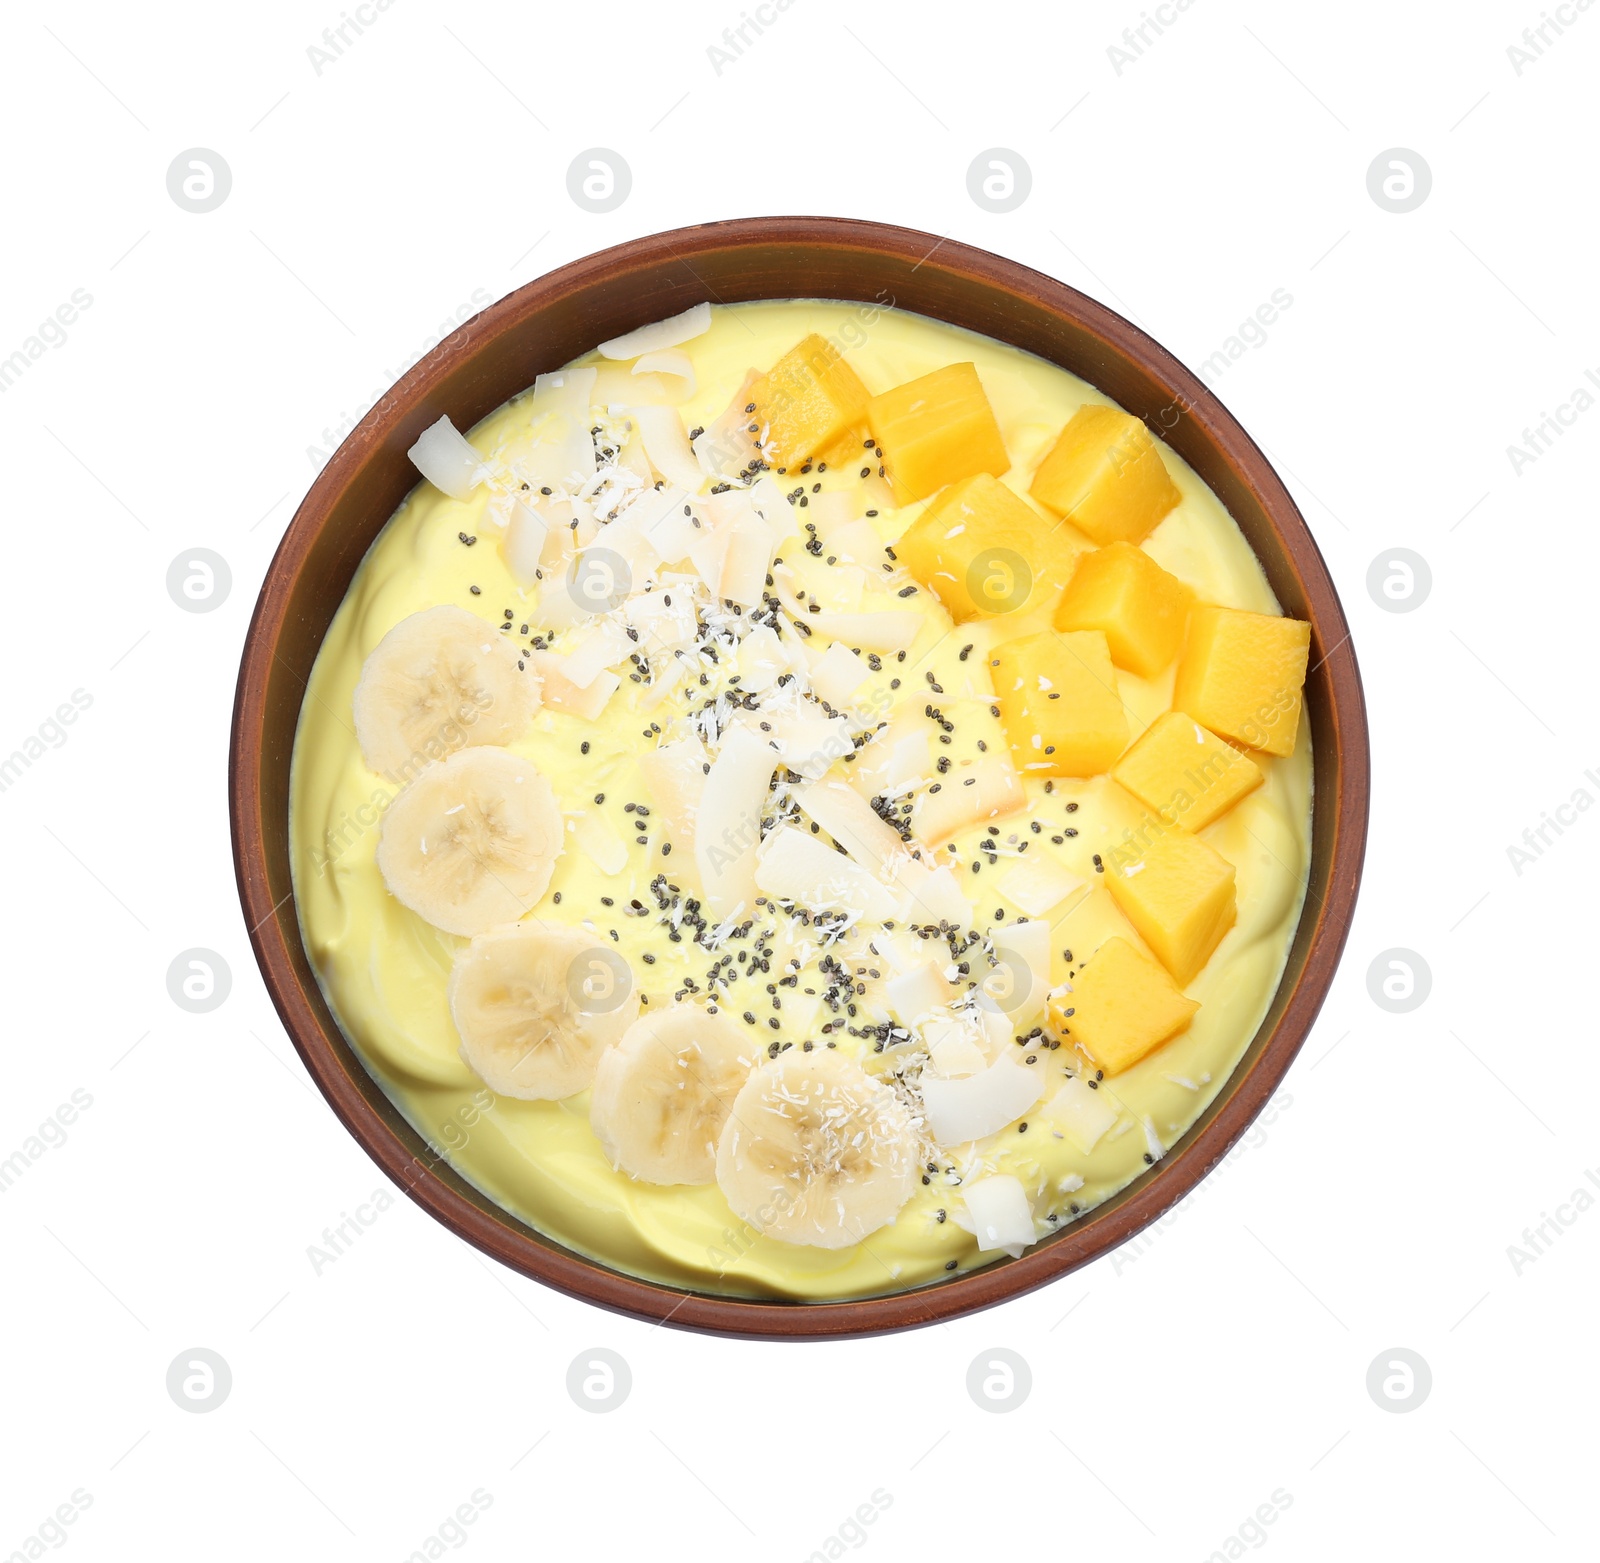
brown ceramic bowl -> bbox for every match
[231,216,1368,1340]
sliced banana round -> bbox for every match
[590,1005,762,1185]
[715,1049,921,1249]
[449,922,637,1099]
[353,605,538,779]
[377,746,562,936]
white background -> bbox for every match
[1,0,1594,1558]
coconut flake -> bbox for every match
[804,490,859,538]
[407,415,484,500]
[809,611,920,654]
[525,367,599,490]
[530,567,597,631]
[687,520,732,598]
[626,485,702,563]
[885,962,956,1026]
[886,732,931,789]
[827,519,890,567]
[797,779,906,876]
[616,426,658,485]
[768,713,854,780]
[695,726,778,918]
[736,625,788,692]
[560,620,632,689]
[632,348,697,398]
[959,1175,1036,1256]
[792,559,866,615]
[641,652,690,711]
[921,1052,1043,1147]
[848,714,934,800]
[638,736,709,867]
[624,585,697,652]
[598,301,711,360]
[591,364,682,407]
[749,473,797,542]
[585,502,659,583]
[799,781,951,930]
[703,486,759,531]
[809,642,870,709]
[719,518,773,608]
[923,1017,989,1079]
[503,500,550,589]
[904,863,973,932]
[987,918,1050,1023]
[755,826,900,921]
[913,754,1026,848]
[999,856,1086,919]
[526,652,619,720]
[535,492,594,542]
[1044,1075,1118,1155]
[631,405,704,493]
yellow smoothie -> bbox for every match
[289,300,1312,1300]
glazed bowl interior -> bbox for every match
[231,217,1367,1339]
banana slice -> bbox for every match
[449,922,637,1099]
[353,605,539,779]
[590,1005,761,1185]
[715,1049,921,1249]
[377,746,562,936]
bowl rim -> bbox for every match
[231,215,1369,1340]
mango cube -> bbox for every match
[1172,605,1311,759]
[1103,827,1236,984]
[1112,712,1263,832]
[1054,936,1199,1075]
[1053,542,1191,677]
[749,333,871,473]
[867,362,1010,505]
[897,474,1078,621]
[815,421,873,472]
[1029,404,1181,545]
[990,630,1129,777]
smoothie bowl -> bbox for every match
[231,218,1367,1338]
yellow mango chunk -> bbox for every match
[990,630,1129,777]
[1029,404,1181,545]
[815,421,874,473]
[1172,605,1311,759]
[896,474,1078,621]
[1052,936,1199,1075]
[867,362,1010,505]
[749,334,871,474]
[1053,541,1191,677]
[1112,712,1263,833]
[1103,827,1236,984]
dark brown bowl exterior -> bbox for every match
[230,217,1368,1340]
